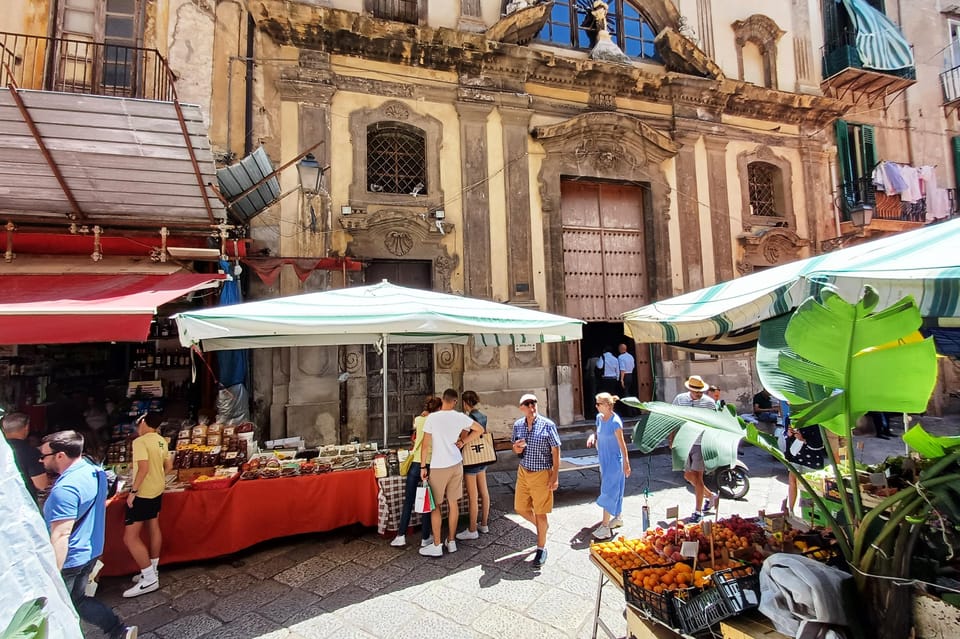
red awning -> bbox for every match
[0,272,225,345]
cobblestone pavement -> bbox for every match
[87,415,959,639]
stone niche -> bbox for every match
[736,227,810,273]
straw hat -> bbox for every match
[684,375,709,393]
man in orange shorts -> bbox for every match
[511,393,561,567]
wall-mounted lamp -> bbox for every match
[848,203,874,228]
[341,205,353,216]
[297,153,324,194]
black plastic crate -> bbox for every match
[622,568,697,629]
[674,586,732,635]
[712,563,761,613]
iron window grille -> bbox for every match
[747,162,780,217]
[367,123,427,195]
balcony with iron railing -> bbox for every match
[820,27,915,105]
[0,31,176,101]
[838,177,960,224]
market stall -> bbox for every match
[100,467,379,576]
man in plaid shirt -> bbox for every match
[511,393,561,567]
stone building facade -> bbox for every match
[5,1,958,440]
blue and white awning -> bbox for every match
[840,0,915,71]
[623,218,960,350]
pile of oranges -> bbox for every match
[591,537,662,573]
[628,563,716,593]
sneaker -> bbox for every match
[445,539,458,553]
[420,535,433,547]
[477,524,490,534]
[418,543,442,558]
[609,516,624,529]
[593,525,613,540]
[702,498,713,513]
[534,548,548,566]
[112,626,138,639]
[389,535,406,547]
[455,529,479,540]
[122,579,158,598]
[688,511,703,523]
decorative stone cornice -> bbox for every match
[251,2,848,128]
[533,112,679,166]
[732,15,786,51]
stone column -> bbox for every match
[500,106,536,305]
[704,137,734,282]
[799,141,831,252]
[455,100,494,299]
[674,131,705,290]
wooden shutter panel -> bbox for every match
[835,119,853,183]
[952,136,960,189]
[861,125,878,177]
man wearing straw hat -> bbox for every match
[671,375,718,523]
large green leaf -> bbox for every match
[903,425,960,459]
[624,400,745,472]
[771,287,937,432]
[1,598,47,639]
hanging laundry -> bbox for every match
[882,161,909,195]
[899,165,923,203]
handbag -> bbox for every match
[413,481,435,514]
[400,431,425,476]
[461,432,497,466]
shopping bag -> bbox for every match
[414,481,435,514]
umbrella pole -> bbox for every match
[382,334,388,449]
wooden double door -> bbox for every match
[364,260,434,444]
[560,179,654,419]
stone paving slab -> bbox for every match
[82,415,958,639]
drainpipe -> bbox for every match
[896,0,915,166]
[244,13,255,157]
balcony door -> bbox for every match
[54,0,144,96]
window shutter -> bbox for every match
[835,119,853,183]
[952,136,960,189]
[861,125,878,175]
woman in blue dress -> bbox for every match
[587,392,631,539]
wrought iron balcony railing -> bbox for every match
[942,64,960,104]
[0,31,175,101]
[837,177,876,222]
[822,30,916,81]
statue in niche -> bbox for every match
[578,1,631,64]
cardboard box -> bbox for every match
[177,467,216,483]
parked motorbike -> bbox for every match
[704,459,750,500]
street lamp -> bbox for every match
[849,202,874,228]
[297,153,323,194]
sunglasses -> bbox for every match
[39,451,57,459]
[521,401,537,407]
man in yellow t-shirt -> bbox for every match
[122,413,172,598]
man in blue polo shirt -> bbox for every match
[40,430,137,639]
[511,393,561,567]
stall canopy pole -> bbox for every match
[381,333,388,449]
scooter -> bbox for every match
[705,459,750,500]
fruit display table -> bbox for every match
[101,468,379,576]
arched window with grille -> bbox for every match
[366,123,427,195]
[537,1,660,61]
[747,161,784,218]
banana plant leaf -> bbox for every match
[902,425,960,459]
[624,400,746,472]
[760,287,937,434]
[1,598,47,639]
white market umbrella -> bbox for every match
[622,218,960,350]
[174,280,584,445]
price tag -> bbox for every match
[666,505,679,519]
[680,541,699,558]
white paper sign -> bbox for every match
[680,541,699,558]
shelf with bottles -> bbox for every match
[129,345,193,371]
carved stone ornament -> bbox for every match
[737,227,810,272]
[575,139,629,172]
[383,102,410,120]
[384,231,414,256]
[435,344,461,371]
[467,339,500,369]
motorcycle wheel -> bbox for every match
[716,468,750,500]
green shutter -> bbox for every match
[861,125,878,176]
[952,136,960,189]
[835,119,853,183]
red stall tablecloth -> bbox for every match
[100,469,379,576]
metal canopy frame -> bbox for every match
[821,66,916,109]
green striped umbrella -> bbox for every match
[623,218,960,351]
[839,0,915,72]
[175,281,583,445]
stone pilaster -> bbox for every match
[799,142,832,252]
[455,101,494,299]
[674,131,705,290]
[704,137,733,282]
[500,107,536,305]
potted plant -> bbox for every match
[625,286,959,638]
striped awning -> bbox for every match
[623,218,960,351]
[840,0,914,71]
